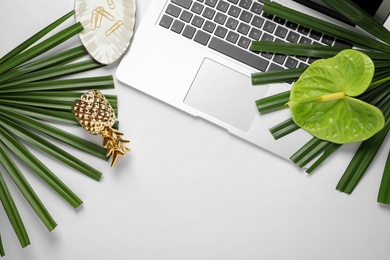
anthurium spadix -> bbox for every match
[288,49,385,144]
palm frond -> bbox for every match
[0,76,115,93]
[336,102,390,193]
[321,0,390,44]
[0,167,30,248]
[0,10,121,255]
[0,11,75,65]
[252,0,390,204]
[0,22,84,75]
[0,109,107,160]
[378,150,390,204]
[0,236,4,257]
[0,142,57,231]
[269,118,299,140]
[255,90,290,113]
[262,0,390,52]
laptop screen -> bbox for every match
[293,0,385,25]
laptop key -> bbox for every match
[228,5,241,18]
[239,10,253,23]
[299,36,312,45]
[274,16,286,25]
[205,0,218,7]
[237,22,250,35]
[180,10,193,22]
[260,32,274,42]
[214,12,228,24]
[248,27,262,40]
[194,30,211,45]
[268,63,283,71]
[217,1,230,12]
[298,62,309,68]
[298,25,310,35]
[171,20,185,33]
[309,30,322,41]
[334,39,352,48]
[159,15,174,29]
[285,21,298,30]
[215,26,228,38]
[166,4,182,17]
[203,7,216,19]
[297,55,308,62]
[262,12,274,20]
[285,57,298,68]
[251,16,265,28]
[182,25,197,39]
[261,52,273,60]
[226,17,239,30]
[191,2,204,14]
[172,0,193,9]
[275,26,287,38]
[273,54,286,65]
[321,34,335,45]
[263,20,276,33]
[192,15,205,27]
[238,36,251,49]
[227,31,239,43]
[251,2,263,14]
[239,0,252,9]
[203,20,217,33]
[209,37,269,71]
[286,31,299,43]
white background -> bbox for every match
[1,0,390,259]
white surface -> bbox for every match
[0,1,390,260]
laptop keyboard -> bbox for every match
[159,0,351,72]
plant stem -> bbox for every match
[370,75,390,88]
[378,150,390,204]
[0,10,75,66]
[255,90,290,113]
[0,22,84,75]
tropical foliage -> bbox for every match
[0,11,117,256]
[252,0,390,203]
[288,49,384,144]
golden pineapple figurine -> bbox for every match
[72,89,130,167]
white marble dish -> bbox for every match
[75,0,136,64]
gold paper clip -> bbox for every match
[96,8,103,28]
[107,0,115,9]
[106,20,123,36]
[97,6,114,21]
[90,9,98,31]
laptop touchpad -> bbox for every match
[184,58,268,132]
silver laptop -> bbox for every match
[117,0,390,159]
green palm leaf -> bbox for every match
[0,142,57,231]
[0,236,4,257]
[0,76,115,93]
[0,109,107,160]
[0,10,121,256]
[252,0,390,204]
[0,11,75,65]
[0,168,30,248]
[378,150,390,204]
[320,0,390,44]
[0,116,103,181]
[262,0,390,53]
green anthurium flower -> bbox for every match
[288,49,385,144]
